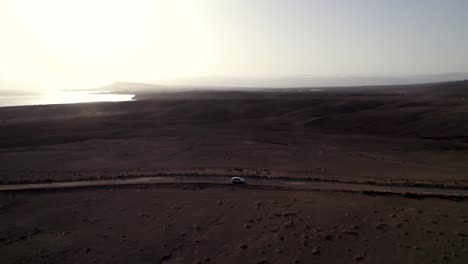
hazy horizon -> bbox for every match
[1,0,467,92]
[3,73,468,94]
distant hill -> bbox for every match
[68,78,468,99]
[92,82,262,94]
[98,82,166,92]
[93,79,468,96]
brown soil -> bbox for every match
[1,187,468,264]
[1,80,468,263]
[1,81,468,185]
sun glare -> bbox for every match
[13,0,208,78]
[14,0,156,64]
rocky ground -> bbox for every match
[1,80,468,263]
[1,187,468,264]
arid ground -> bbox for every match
[2,187,468,264]
[1,80,468,263]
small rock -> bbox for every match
[276,235,284,241]
[283,211,298,217]
[312,246,320,255]
[375,223,388,230]
[354,255,364,261]
[342,229,358,236]
[283,220,295,228]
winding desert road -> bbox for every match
[1,175,468,199]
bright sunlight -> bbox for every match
[9,0,208,87]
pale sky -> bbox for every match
[1,0,468,91]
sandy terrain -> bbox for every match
[1,80,468,263]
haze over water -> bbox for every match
[0,91,134,107]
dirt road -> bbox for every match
[1,175,467,199]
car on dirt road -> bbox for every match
[231,177,246,184]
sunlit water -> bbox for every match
[0,91,135,107]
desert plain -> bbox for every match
[1,80,468,263]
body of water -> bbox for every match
[0,91,135,107]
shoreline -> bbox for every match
[0,91,135,108]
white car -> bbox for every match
[231,177,246,184]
